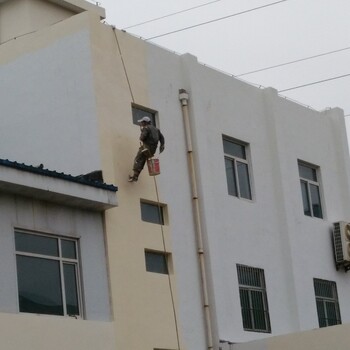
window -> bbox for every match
[141,201,164,225]
[314,278,341,328]
[15,231,82,317]
[223,136,252,200]
[237,264,271,333]
[298,161,323,218]
[145,251,168,274]
[132,105,156,126]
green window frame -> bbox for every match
[314,278,341,328]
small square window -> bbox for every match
[314,278,341,328]
[145,251,168,274]
[223,136,252,200]
[132,105,156,126]
[141,201,164,225]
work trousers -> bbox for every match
[133,145,157,176]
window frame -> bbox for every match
[314,278,341,328]
[298,161,323,219]
[237,264,271,333]
[14,230,83,318]
[223,136,253,200]
[145,250,169,275]
[140,200,166,225]
[131,104,157,126]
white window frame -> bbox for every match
[14,230,83,318]
[298,161,323,219]
[223,136,253,200]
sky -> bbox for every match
[95,0,350,134]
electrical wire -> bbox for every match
[123,0,222,30]
[145,0,288,41]
[278,72,350,93]
[235,45,350,77]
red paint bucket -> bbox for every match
[147,158,160,176]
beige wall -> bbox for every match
[0,312,116,350]
[89,18,183,350]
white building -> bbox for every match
[0,158,117,350]
[0,1,350,349]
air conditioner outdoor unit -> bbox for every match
[333,221,350,271]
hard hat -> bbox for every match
[137,116,151,123]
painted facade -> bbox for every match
[0,1,350,349]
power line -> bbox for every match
[278,72,350,93]
[235,45,350,77]
[145,0,288,41]
[123,0,222,30]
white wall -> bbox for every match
[0,28,101,176]
[142,42,350,344]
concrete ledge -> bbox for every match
[0,165,117,211]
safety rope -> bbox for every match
[153,175,181,350]
[111,23,181,348]
[112,27,135,103]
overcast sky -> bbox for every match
[97,0,350,136]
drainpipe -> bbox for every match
[179,89,215,350]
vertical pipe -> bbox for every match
[179,89,215,350]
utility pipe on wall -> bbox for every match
[179,89,215,350]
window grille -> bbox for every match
[314,278,341,327]
[237,265,271,333]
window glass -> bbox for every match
[132,106,156,126]
[64,264,80,316]
[310,184,323,218]
[225,158,237,196]
[62,240,77,259]
[15,232,81,317]
[300,181,311,216]
[223,137,252,200]
[298,162,323,219]
[15,232,58,256]
[239,289,253,329]
[298,163,317,181]
[237,162,252,200]
[17,255,63,315]
[141,202,164,225]
[145,251,168,274]
[223,139,246,159]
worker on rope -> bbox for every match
[128,116,165,182]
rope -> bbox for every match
[153,175,181,350]
[112,27,135,103]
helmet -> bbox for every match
[137,116,151,124]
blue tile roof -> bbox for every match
[0,159,117,192]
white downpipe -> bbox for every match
[179,89,215,350]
